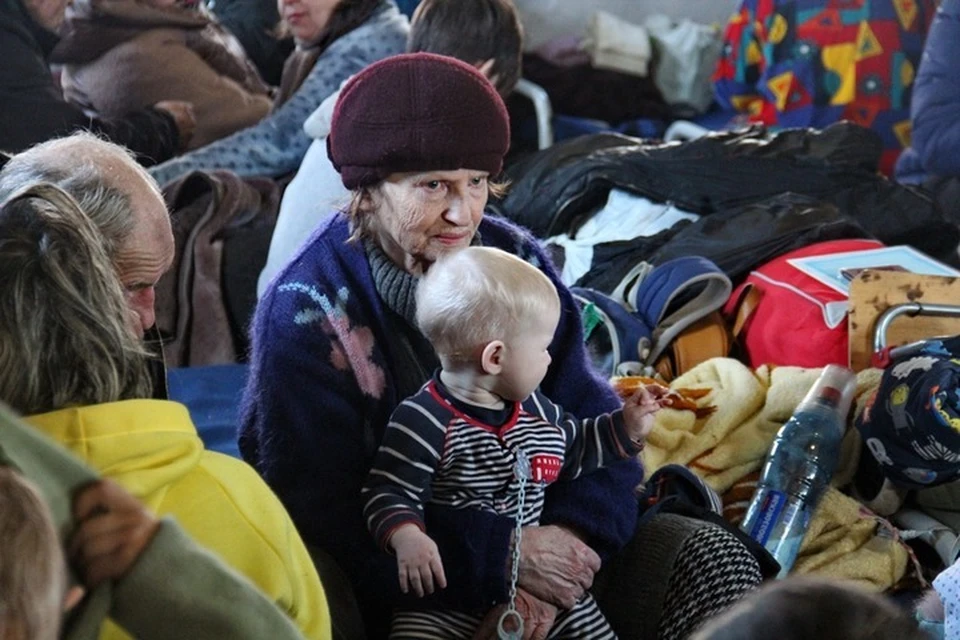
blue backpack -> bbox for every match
[572,256,732,379]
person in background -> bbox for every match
[0,135,172,339]
[241,52,763,640]
[52,0,273,151]
[690,576,928,640]
[0,0,194,163]
[894,0,960,226]
[147,0,408,186]
[258,0,523,297]
[207,0,294,85]
[0,182,331,640]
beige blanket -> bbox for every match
[641,358,907,590]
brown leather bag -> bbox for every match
[653,284,762,381]
[155,170,281,368]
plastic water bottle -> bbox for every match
[740,364,857,578]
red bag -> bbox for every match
[725,239,883,368]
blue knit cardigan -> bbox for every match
[239,212,642,616]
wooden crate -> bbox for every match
[848,270,960,371]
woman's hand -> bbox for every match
[68,479,161,587]
[154,100,196,151]
[471,587,558,640]
[389,524,447,597]
[517,525,600,609]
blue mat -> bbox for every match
[394,0,420,17]
[167,365,249,459]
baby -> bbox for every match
[362,246,666,639]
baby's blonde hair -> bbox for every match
[0,467,65,640]
[416,246,560,363]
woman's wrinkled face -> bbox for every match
[277,0,340,44]
[370,170,489,275]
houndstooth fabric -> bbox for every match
[657,524,763,640]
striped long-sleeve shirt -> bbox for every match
[362,379,640,550]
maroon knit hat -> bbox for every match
[327,52,510,189]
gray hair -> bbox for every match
[0,467,65,640]
[0,183,153,415]
[0,133,157,262]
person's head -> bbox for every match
[0,467,65,640]
[328,52,510,275]
[416,247,560,401]
[0,133,173,338]
[408,0,523,97]
[277,0,379,48]
[0,183,152,416]
[691,576,929,640]
[22,0,70,31]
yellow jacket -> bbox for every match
[27,400,330,640]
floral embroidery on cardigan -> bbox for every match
[280,282,386,399]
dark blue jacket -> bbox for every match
[895,0,960,184]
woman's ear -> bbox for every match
[359,186,376,210]
[480,340,505,375]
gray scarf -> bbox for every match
[364,240,419,326]
[364,232,483,324]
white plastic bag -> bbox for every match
[645,14,723,112]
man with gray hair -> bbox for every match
[0,133,174,343]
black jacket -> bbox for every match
[0,0,179,164]
[494,123,960,267]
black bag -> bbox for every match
[576,194,871,292]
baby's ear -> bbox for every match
[480,340,505,375]
[63,585,85,612]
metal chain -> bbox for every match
[498,449,530,640]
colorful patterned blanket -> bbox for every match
[713,0,936,175]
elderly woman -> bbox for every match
[257,0,524,297]
[241,52,764,640]
[51,0,273,151]
[147,0,407,185]
[0,184,330,640]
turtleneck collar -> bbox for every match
[364,231,484,327]
[365,239,419,326]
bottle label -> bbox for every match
[749,489,787,546]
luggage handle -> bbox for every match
[871,303,960,368]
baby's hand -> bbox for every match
[623,383,669,445]
[389,524,447,597]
